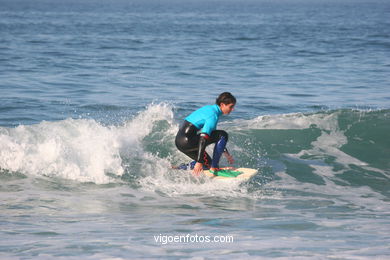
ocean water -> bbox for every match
[1,0,389,259]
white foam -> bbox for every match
[0,103,177,184]
[0,119,122,183]
[228,111,339,130]
[141,173,244,198]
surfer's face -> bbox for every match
[220,103,235,115]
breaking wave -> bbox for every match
[1,104,389,200]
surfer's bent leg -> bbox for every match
[209,130,228,169]
[175,121,212,168]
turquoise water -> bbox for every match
[1,0,389,259]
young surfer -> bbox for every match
[175,92,236,176]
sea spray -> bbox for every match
[0,119,123,183]
[0,103,178,184]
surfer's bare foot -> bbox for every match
[209,168,219,176]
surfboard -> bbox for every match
[203,167,258,181]
[172,164,258,182]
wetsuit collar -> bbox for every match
[214,104,222,115]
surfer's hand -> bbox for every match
[193,162,203,176]
[225,152,235,164]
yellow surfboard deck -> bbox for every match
[203,167,258,180]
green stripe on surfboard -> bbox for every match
[211,169,242,177]
[204,167,258,180]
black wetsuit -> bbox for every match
[175,121,228,169]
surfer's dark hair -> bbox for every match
[216,92,236,106]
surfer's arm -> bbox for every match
[193,133,211,175]
[196,114,217,163]
[196,133,210,164]
[224,149,235,164]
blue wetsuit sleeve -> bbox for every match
[201,116,218,136]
